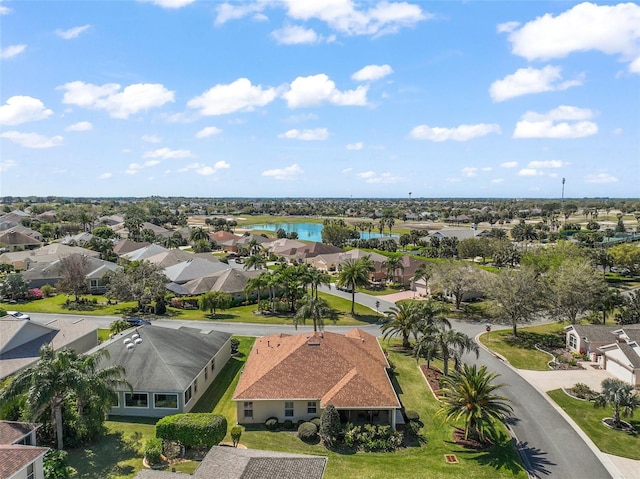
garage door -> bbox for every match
[605,359,634,384]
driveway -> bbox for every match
[518,366,615,393]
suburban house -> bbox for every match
[112,239,150,255]
[168,268,262,302]
[271,241,344,264]
[133,446,327,479]
[121,244,170,262]
[145,250,219,269]
[218,234,271,254]
[308,249,388,282]
[163,258,231,285]
[209,230,241,244]
[98,325,232,418]
[429,227,492,241]
[0,421,48,479]
[0,243,100,271]
[598,328,640,387]
[233,329,402,428]
[0,230,41,252]
[564,324,626,359]
[0,316,99,380]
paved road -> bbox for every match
[30,290,615,479]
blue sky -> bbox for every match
[1,0,638,199]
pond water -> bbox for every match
[245,222,393,243]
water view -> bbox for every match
[245,222,395,243]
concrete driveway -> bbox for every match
[518,365,615,392]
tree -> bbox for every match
[43,449,71,479]
[609,244,640,275]
[593,378,640,429]
[319,404,341,447]
[434,262,483,310]
[616,291,640,325]
[412,263,432,294]
[321,219,358,248]
[294,296,336,331]
[109,319,131,335]
[484,267,545,337]
[382,254,404,284]
[305,267,331,300]
[56,254,91,301]
[0,272,29,301]
[105,261,168,311]
[337,257,374,314]
[548,259,607,324]
[381,302,420,349]
[436,364,513,443]
[595,288,625,324]
[244,273,270,310]
[189,227,209,243]
[199,291,232,317]
[243,254,266,271]
[432,326,479,376]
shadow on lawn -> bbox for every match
[191,357,245,413]
[67,430,140,479]
[452,438,528,476]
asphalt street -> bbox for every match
[29,287,615,479]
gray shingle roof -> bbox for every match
[568,325,619,343]
[164,258,231,283]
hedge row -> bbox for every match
[156,413,227,447]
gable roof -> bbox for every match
[0,230,41,246]
[21,254,121,283]
[0,422,39,445]
[122,244,169,261]
[112,239,151,255]
[234,329,400,409]
[0,444,48,478]
[565,324,621,343]
[164,258,231,283]
[99,325,232,392]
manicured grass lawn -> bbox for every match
[547,389,640,460]
[479,323,564,370]
[195,338,526,479]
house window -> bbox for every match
[185,386,192,404]
[90,279,100,289]
[125,393,149,408]
[193,379,198,394]
[284,401,294,417]
[154,393,178,409]
[204,368,208,381]
[307,401,317,414]
[211,358,215,372]
[569,334,578,349]
[27,464,34,479]
[243,401,253,419]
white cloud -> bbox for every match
[527,160,566,168]
[346,142,363,150]
[356,170,402,184]
[342,167,353,174]
[139,0,195,9]
[143,147,193,159]
[513,105,598,139]
[177,161,230,175]
[410,123,501,141]
[66,121,92,131]
[188,78,276,116]
[278,128,329,140]
[55,24,91,39]
[0,159,17,172]
[271,25,324,45]
[522,105,594,122]
[214,160,230,169]
[1,44,26,59]
[125,160,160,174]
[0,131,63,148]
[196,126,223,139]
[497,21,519,33]
[142,134,162,143]
[585,173,618,184]
[461,167,479,177]
[351,64,393,82]
[59,81,174,118]
[506,2,640,73]
[0,96,53,125]
[215,2,267,26]
[283,74,368,108]
[99,172,112,179]
[518,168,543,176]
[489,65,582,102]
[500,161,518,168]
[0,4,11,15]
[262,163,304,180]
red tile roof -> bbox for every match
[234,329,400,409]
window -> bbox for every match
[284,401,294,418]
[185,386,192,404]
[569,334,578,349]
[211,358,215,372]
[243,401,253,419]
[193,379,198,394]
[124,393,149,408]
[27,464,34,479]
[204,368,208,381]
[307,401,317,415]
[154,393,178,409]
[90,279,100,289]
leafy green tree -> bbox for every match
[0,273,29,301]
[109,319,131,335]
[199,291,232,317]
[609,244,640,275]
[190,227,209,243]
[321,219,358,248]
[319,404,341,448]
[434,262,483,310]
[616,291,640,325]
[243,254,266,271]
[294,296,337,331]
[337,257,374,314]
[594,378,640,428]
[56,254,91,301]
[105,261,168,311]
[244,273,270,310]
[43,449,71,479]
[437,364,513,443]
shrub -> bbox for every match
[319,404,341,447]
[297,422,318,442]
[230,426,243,447]
[405,410,420,422]
[283,419,293,430]
[40,284,55,297]
[144,437,163,465]
[265,417,279,431]
[407,420,422,437]
[230,338,240,354]
[43,449,70,479]
[342,423,404,452]
[570,383,598,400]
[156,413,227,447]
[310,417,321,428]
[28,288,43,299]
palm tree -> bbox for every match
[437,364,513,443]
[190,227,209,243]
[381,302,419,349]
[243,254,266,271]
[412,263,432,295]
[337,257,374,315]
[294,296,337,331]
[306,267,331,299]
[382,254,404,284]
[594,378,640,428]
[162,235,180,249]
[109,319,131,335]
[431,325,478,376]
[244,273,270,310]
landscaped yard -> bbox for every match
[547,389,640,460]
[478,323,565,370]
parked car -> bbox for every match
[124,317,151,326]
[7,311,30,320]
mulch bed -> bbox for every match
[452,428,492,450]
[419,364,443,398]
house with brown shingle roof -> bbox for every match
[0,230,41,252]
[233,329,401,428]
[0,421,48,479]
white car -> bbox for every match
[7,311,30,320]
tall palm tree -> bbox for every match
[337,257,374,315]
[189,227,209,243]
[244,273,270,310]
[413,301,451,368]
[294,296,337,331]
[382,254,404,284]
[243,254,266,271]
[437,364,513,443]
[412,263,432,295]
[306,267,331,299]
[381,302,419,349]
[594,378,640,428]
[432,325,479,376]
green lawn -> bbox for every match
[547,389,640,460]
[478,323,564,370]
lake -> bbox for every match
[245,222,393,243]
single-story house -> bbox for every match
[133,446,327,479]
[209,230,241,244]
[97,325,232,417]
[0,421,48,479]
[112,239,150,255]
[308,249,387,282]
[218,234,271,254]
[121,244,169,262]
[0,316,99,380]
[0,230,41,252]
[430,227,492,241]
[564,324,624,358]
[0,243,100,271]
[146,250,222,269]
[167,268,262,301]
[163,258,232,284]
[598,328,640,387]
[233,329,402,428]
